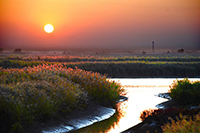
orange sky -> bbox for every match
[0,0,200,51]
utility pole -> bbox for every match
[152,41,154,52]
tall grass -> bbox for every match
[1,54,200,62]
[140,107,200,133]
[0,64,124,132]
[1,54,200,77]
[162,112,200,133]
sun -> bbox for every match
[44,24,54,33]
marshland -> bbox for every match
[2,0,200,132]
[0,51,200,133]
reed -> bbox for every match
[0,64,124,132]
[1,54,200,77]
[162,112,200,133]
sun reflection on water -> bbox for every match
[74,78,200,133]
[107,78,200,133]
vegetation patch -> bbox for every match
[1,54,200,77]
[162,112,200,133]
[0,64,124,132]
[170,78,200,106]
[139,107,200,133]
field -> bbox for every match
[0,51,200,132]
[1,51,200,77]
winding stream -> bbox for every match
[74,78,200,133]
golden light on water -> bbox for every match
[108,87,169,132]
[107,78,200,133]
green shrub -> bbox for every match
[170,78,200,105]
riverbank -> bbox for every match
[121,100,176,133]
[0,65,125,133]
[122,93,200,133]
[19,102,115,133]
[19,96,128,133]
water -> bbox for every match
[75,78,200,133]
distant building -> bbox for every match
[13,49,21,53]
[177,49,184,53]
[0,48,3,53]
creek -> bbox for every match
[74,78,200,133]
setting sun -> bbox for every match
[1,0,200,51]
[44,24,54,33]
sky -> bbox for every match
[0,0,200,51]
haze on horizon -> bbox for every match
[0,0,200,51]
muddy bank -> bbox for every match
[18,102,115,133]
[20,96,128,133]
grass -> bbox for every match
[0,64,125,132]
[140,107,200,133]
[162,112,200,133]
[1,54,200,77]
[0,54,200,132]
